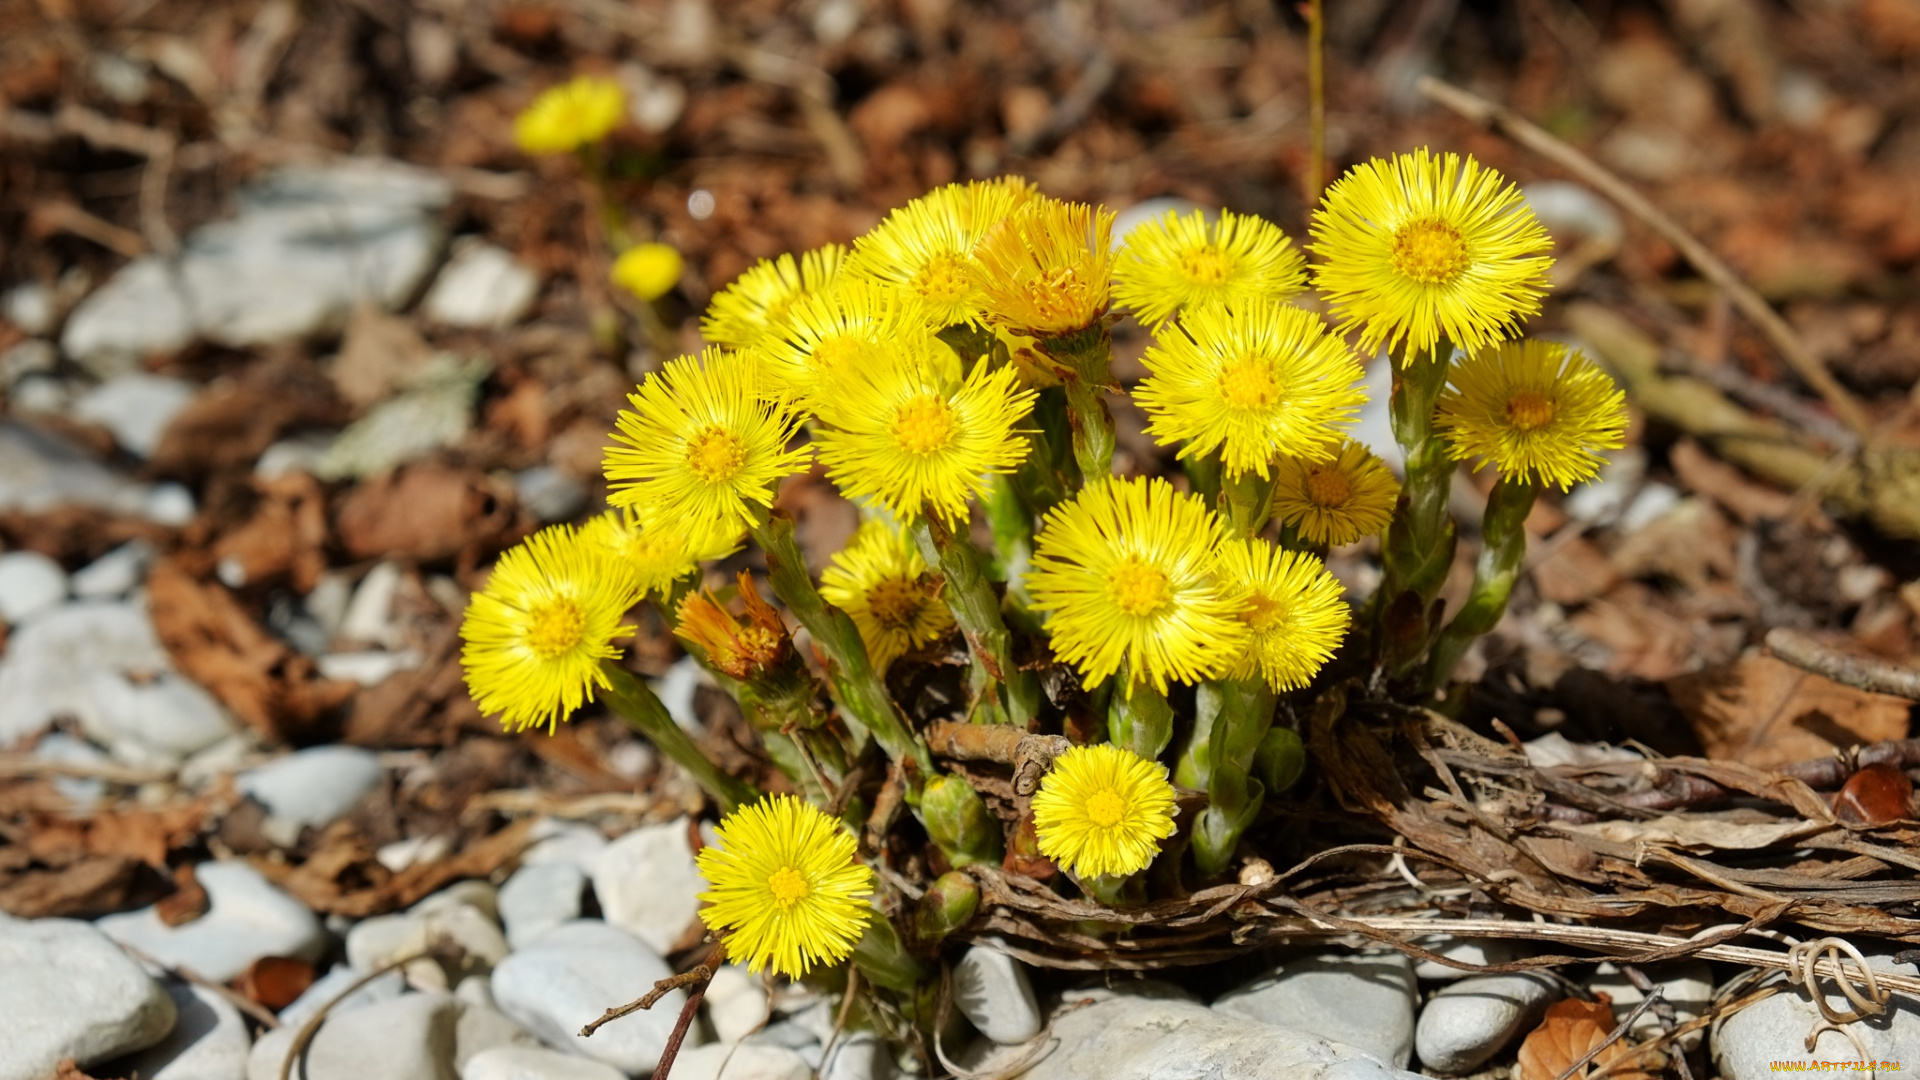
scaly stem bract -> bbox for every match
[910,515,1040,726]
[1191,678,1274,878]
[601,663,758,812]
[1379,341,1458,672]
[750,509,936,780]
[1219,466,1274,538]
[1426,476,1538,690]
[1107,668,1174,762]
[1042,323,1117,482]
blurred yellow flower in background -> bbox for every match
[514,75,626,155]
[610,242,684,302]
[1113,208,1307,329]
[1436,339,1628,490]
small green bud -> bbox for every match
[920,773,1004,868]
[912,871,980,946]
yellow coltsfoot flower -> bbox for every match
[755,279,939,410]
[580,505,740,599]
[819,521,954,672]
[1435,339,1628,490]
[1214,537,1349,692]
[1270,438,1401,548]
[972,195,1115,339]
[514,75,626,155]
[846,178,1034,328]
[460,524,641,733]
[611,243,684,302]
[1025,476,1246,693]
[604,348,813,539]
[702,245,847,349]
[1310,148,1553,360]
[697,794,874,979]
[1113,208,1307,329]
[1134,300,1365,478]
[1032,743,1178,879]
[813,337,1034,526]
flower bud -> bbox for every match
[912,871,980,946]
[920,773,1003,868]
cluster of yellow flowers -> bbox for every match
[458,137,1629,981]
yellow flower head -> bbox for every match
[1214,538,1349,692]
[675,572,790,681]
[514,75,626,155]
[703,245,847,349]
[1310,148,1553,360]
[813,339,1034,525]
[697,794,874,978]
[1271,438,1400,548]
[1025,476,1247,693]
[1113,208,1307,329]
[604,348,813,539]
[611,243,684,302]
[460,524,640,733]
[755,279,939,409]
[971,196,1115,338]
[1032,744,1177,879]
[580,506,739,598]
[846,178,1034,328]
[1134,300,1365,478]
[819,521,954,672]
[1435,339,1628,490]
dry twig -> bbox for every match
[1416,76,1872,440]
[1765,628,1920,700]
[580,943,723,1080]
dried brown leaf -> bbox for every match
[1670,654,1911,768]
[1516,997,1653,1080]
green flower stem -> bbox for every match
[601,663,758,812]
[984,474,1035,611]
[1219,467,1274,537]
[850,911,932,992]
[1380,342,1459,608]
[910,516,1040,727]
[1426,476,1538,689]
[1023,387,1078,503]
[750,510,936,780]
[1043,323,1117,481]
[1274,521,1326,560]
[1190,678,1274,878]
[1108,670,1174,761]
[1173,681,1224,790]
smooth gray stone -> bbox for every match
[97,861,327,983]
[1213,952,1418,1068]
[460,1045,625,1080]
[958,994,1428,1080]
[0,917,178,1080]
[1412,972,1558,1074]
[111,981,251,1080]
[237,745,383,829]
[247,991,459,1080]
[278,967,406,1031]
[954,945,1042,1046]
[71,372,196,459]
[1714,955,1920,1080]
[0,599,168,746]
[491,919,699,1074]
[0,550,67,624]
[498,862,585,951]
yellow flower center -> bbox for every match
[1218,356,1282,411]
[686,427,748,484]
[526,599,587,659]
[915,252,973,307]
[767,866,809,909]
[1390,218,1471,285]
[1108,559,1171,617]
[1179,246,1232,285]
[1085,788,1126,828]
[1305,466,1352,508]
[867,576,925,631]
[891,395,957,455]
[1243,591,1286,632]
[1505,389,1556,431]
